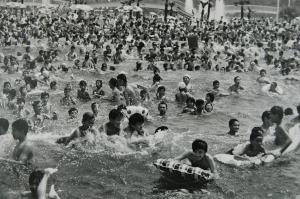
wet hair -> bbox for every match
[195,99,205,107]
[158,101,168,109]
[229,118,239,127]
[79,80,87,87]
[40,92,49,99]
[154,126,168,134]
[109,109,123,121]
[12,119,29,134]
[153,74,162,84]
[68,107,78,115]
[129,113,144,126]
[186,97,195,104]
[260,69,266,74]
[82,112,95,123]
[250,127,263,141]
[117,104,127,111]
[29,170,44,194]
[50,81,57,89]
[157,86,166,92]
[0,118,9,133]
[206,92,215,103]
[17,97,25,104]
[213,80,220,85]
[109,78,118,88]
[270,106,284,121]
[261,111,271,122]
[96,80,102,86]
[234,76,240,82]
[192,139,208,153]
[3,81,11,88]
[117,74,127,86]
[284,108,293,116]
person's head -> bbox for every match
[186,97,196,108]
[0,118,9,135]
[17,97,26,108]
[213,80,220,89]
[12,119,29,140]
[270,106,284,124]
[50,81,57,90]
[81,112,95,129]
[8,89,17,101]
[234,76,241,85]
[261,110,272,127]
[109,78,118,89]
[91,102,99,115]
[64,87,71,97]
[128,113,144,132]
[192,139,208,158]
[205,92,215,103]
[269,82,277,92]
[29,170,44,196]
[178,82,187,92]
[250,127,264,147]
[19,86,27,97]
[117,74,127,87]
[40,92,49,104]
[229,119,239,133]
[154,126,169,134]
[158,101,168,116]
[68,107,78,119]
[79,80,87,90]
[101,63,108,71]
[108,109,123,128]
[3,81,11,90]
[284,108,293,116]
[153,74,162,84]
[32,101,42,115]
[195,99,205,110]
[260,69,266,77]
[157,86,166,97]
[95,80,102,88]
[140,89,147,100]
[183,74,191,85]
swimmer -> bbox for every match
[60,87,76,106]
[174,139,217,176]
[28,101,52,132]
[209,80,229,98]
[99,109,123,136]
[182,97,196,113]
[268,82,281,94]
[175,82,190,104]
[20,168,60,199]
[192,99,205,115]
[260,111,273,136]
[204,92,214,113]
[227,119,240,136]
[257,69,270,84]
[57,112,97,145]
[11,119,33,164]
[14,98,31,118]
[158,101,168,117]
[235,127,266,158]
[91,102,100,118]
[93,80,105,98]
[105,78,124,104]
[40,92,53,115]
[77,80,91,102]
[156,86,167,101]
[117,74,139,106]
[270,106,292,149]
[228,76,244,94]
[0,118,9,135]
[182,74,193,93]
[68,107,78,120]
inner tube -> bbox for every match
[153,159,212,184]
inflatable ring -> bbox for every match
[125,106,150,120]
[153,159,212,183]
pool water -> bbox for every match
[0,46,300,199]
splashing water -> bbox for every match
[214,0,226,21]
[185,0,194,14]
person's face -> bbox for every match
[4,83,11,90]
[270,112,279,123]
[213,83,219,89]
[34,104,42,114]
[158,89,165,96]
[187,100,194,108]
[132,122,144,132]
[183,77,190,85]
[41,95,49,104]
[80,85,86,90]
[205,95,211,102]
[96,81,102,88]
[111,117,122,128]
[234,77,241,85]
[92,104,99,114]
[230,121,240,132]
[70,110,78,119]
[251,136,263,147]
[18,101,25,109]
[260,71,266,77]
[193,149,206,159]
[263,116,272,127]
[158,104,167,115]
[83,119,95,129]
[12,127,25,140]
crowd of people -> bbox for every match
[0,4,300,198]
